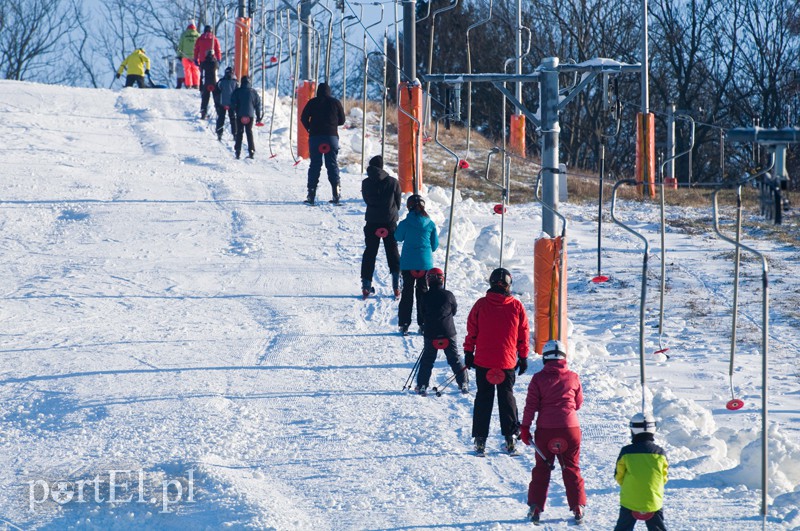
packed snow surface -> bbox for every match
[0,80,798,530]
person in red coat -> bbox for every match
[463,267,530,455]
[519,339,587,525]
[193,25,222,64]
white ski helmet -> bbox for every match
[542,340,567,360]
[630,412,657,435]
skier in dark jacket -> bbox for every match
[300,82,346,205]
[199,50,218,119]
[464,267,530,455]
[230,76,262,159]
[214,67,238,140]
[415,268,467,395]
[360,155,401,298]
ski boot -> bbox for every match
[361,283,375,300]
[391,271,401,300]
[328,184,341,205]
[573,505,585,525]
[527,505,541,525]
[399,324,410,336]
[415,385,427,396]
[247,150,255,159]
[474,437,487,457]
[505,436,517,455]
[303,188,316,206]
[459,381,469,394]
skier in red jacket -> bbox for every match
[193,25,222,64]
[519,339,587,525]
[463,268,530,455]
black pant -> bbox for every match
[216,106,236,138]
[234,119,254,156]
[614,507,666,530]
[417,335,466,388]
[361,223,400,283]
[398,270,428,328]
[125,75,145,88]
[200,87,213,115]
[472,366,518,438]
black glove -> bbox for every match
[115,73,121,79]
[145,69,150,76]
[464,351,474,369]
[517,356,528,375]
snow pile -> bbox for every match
[718,424,800,494]
[653,389,730,473]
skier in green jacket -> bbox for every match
[178,22,200,88]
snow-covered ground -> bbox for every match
[0,80,798,530]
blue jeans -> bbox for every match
[307,135,340,191]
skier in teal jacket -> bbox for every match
[394,194,439,335]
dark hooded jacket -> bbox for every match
[200,53,218,89]
[361,165,401,224]
[300,82,346,137]
[230,77,262,121]
[422,284,458,339]
[215,70,238,107]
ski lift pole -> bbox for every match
[610,179,650,414]
[711,171,770,520]
[464,0,494,159]
[317,1,334,82]
[342,9,363,114]
[367,50,388,160]
[360,4,384,174]
[285,8,301,163]
[482,147,507,266]
[434,114,464,284]
[594,75,622,283]
[266,26,283,158]
[656,115,694,355]
[423,0,460,130]
[535,170,568,341]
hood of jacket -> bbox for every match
[240,77,250,89]
[366,165,388,181]
[316,82,332,97]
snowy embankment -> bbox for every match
[0,80,798,530]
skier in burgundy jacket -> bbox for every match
[519,339,587,525]
[463,267,530,455]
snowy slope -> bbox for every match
[0,80,798,530]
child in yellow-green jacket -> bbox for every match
[614,413,669,530]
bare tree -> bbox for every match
[0,0,80,81]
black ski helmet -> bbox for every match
[489,267,512,288]
[426,267,444,286]
[407,194,425,210]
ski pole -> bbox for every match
[402,350,424,391]
[529,441,556,471]
[432,366,468,396]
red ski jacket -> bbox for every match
[521,359,583,429]
[194,33,221,63]
[463,291,530,369]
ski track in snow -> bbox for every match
[0,80,798,530]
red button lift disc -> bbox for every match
[591,275,610,283]
[726,398,744,411]
[547,438,568,454]
[493,204,507,215]
[458,160,470,169]
[632,512,655,521]
[318,143,331,154]
[240,116,251,125]
[486,368,506,385]
[410,270,427,279]
[270,56,278,63]
[432,338,450,349]
[206,84,215,92]
[374,228,389,238]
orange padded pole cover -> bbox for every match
[636,112,656,198]
[296,80,315,159]
[510,114,526,157]
[397,82,423,193]
[533,236,568,356]
[234,18,251,81]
